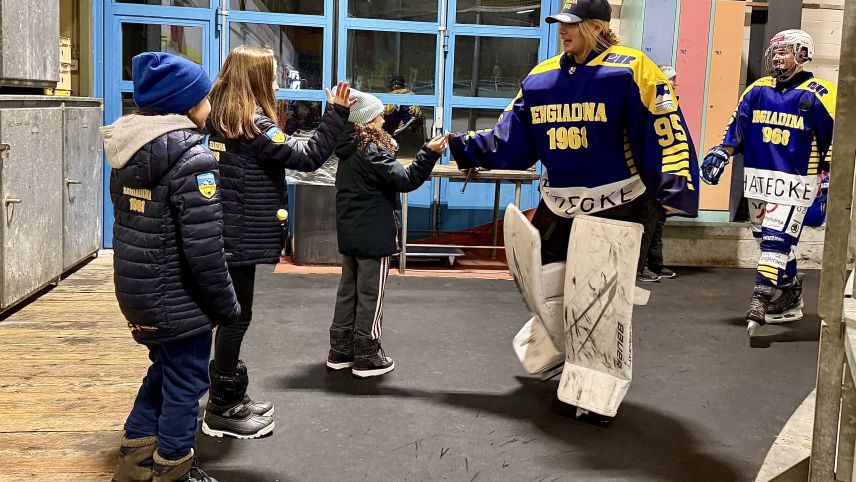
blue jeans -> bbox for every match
[123,331,212,460]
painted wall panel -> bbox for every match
[700,0,745,210]
[619,0,645,50]
[641,0,678,65]
[675,0,712,155]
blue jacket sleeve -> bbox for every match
[722,86,754,153]
[364,143,440,193]
[253,104,349,172]
[169,149,241,322]
[626,56,700,217]
[447,90,538,170]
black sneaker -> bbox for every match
[327,328,354,370]
[652,266,676,279]
[353,338,395,378]
[637,268,661,283]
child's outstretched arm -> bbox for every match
[254,81,356,172]
[366,134,447,193]
[169,150,241,323]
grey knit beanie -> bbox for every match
[346,89,385,125]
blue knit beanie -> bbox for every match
[132,52,212,114]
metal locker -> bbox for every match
[0,106,64,310]
[0,0,60,88]
[62,102,103,271]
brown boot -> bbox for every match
[112,435,157,482]
[152,449,217,482]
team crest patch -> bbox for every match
[196,172,217,199]
[655,83,676,112]
[265,127,286,143]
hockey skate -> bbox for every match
[746,285,775,336]
[765,273,804,324]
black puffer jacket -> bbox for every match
[210,104,349,265]
[103,114,240,346]
[335,124,440,258]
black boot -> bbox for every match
[112,435,157,482]
[746,285,775,336]
[202,368,274,439]
[352,337,394,378]
[327,328,354,370]
[152,449,216,482]
[235,360,275,416]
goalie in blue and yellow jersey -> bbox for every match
[447,0,699,274]
[701,29,836,336]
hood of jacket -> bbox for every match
[102,114,204,186]
[334,123,358,160]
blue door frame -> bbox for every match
[95,0,562,247]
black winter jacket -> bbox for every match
[104,115,240,346]
[335,125,440,258]
[209,104,349,266]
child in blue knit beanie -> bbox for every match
[102,52,238,482]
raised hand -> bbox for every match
[426,134,448,154]
[325,81,358,109]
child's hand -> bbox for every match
[426,134,447,154]
[326,81,358,109]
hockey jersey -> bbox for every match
[448,45,699,218]
[722,73,836,207]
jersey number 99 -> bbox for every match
[547,126,589,150]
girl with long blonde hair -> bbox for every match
[203,45,355,440]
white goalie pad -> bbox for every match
[506,205,648,375]
[558,215,642,417]
[505,204,566,373]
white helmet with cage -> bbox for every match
[765,29,815,80]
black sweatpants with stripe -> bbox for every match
[331,255,390,341]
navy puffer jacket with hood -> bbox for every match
[102,114,240,346]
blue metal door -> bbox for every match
[99,0,335,247]
[337,0,554,234]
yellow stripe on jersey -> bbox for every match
[757,265,779,275]
[663,161,690,173]
[663,143,689,156]
[590,46,679,115]
[663,152,690,165]
[528,54,562,76]
[504,90,523,112]
[796,77,837,118]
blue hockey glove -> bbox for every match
[701,146,730,185]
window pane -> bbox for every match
[451,108,502,133]
[347,30,436,95]
[229,23,324,90]
[453,36,538,98]
[282,100,323,135]
[229,0,323,15]
[456,0,541,27]
[348,0,437,22]
[117,0,208,6]
[383,103,434,159]
[122,23,204,81]
[122,92,137,116]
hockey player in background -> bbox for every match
[701,29,836,336]
[447,0,699,272]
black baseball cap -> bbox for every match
[545,0,612,24]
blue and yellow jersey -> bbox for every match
[448,45,699,218]
[723,73,836,207]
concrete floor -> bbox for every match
[195,268,821,481]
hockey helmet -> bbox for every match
[765,29,814,80]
